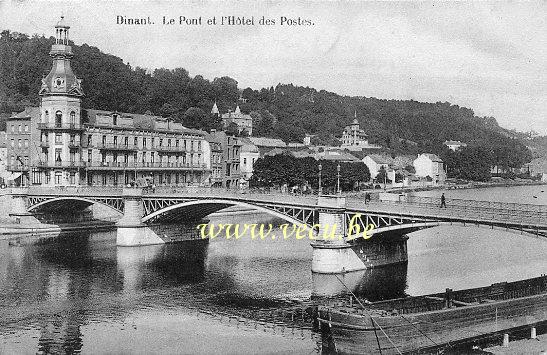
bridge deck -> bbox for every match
[11,186,547,232]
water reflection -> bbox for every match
[1,198,545,354]
[312,263,408,301]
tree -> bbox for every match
[182,107,207,129]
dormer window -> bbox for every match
[113,114,118,126]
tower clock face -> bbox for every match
[54,77,65,88]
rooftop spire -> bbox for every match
[211,101,219,115]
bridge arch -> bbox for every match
[28,196,124,215]
[142,198,315,228]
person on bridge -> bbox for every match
[440,193,447,208]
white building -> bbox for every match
[239,138,259,188]
[362,154,393,180]
[444,140,467,151]
[413,153,446,184]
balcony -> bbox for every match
[39,141,49,148]
[85,162,208,170]
[68,141,81,149]
[37,123,84,131]
[97,143,138,151]
[156,145,186,153]
[36,161,86,169]
[6,164,30,172]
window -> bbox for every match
[124,153,128,163]
[102,135,106,145]
[18,139,21,148]
[55,133,62,144]
[151,138,155,147]
[24,124,28,132]
[24,139,28,148]
[243,158,247,165]
[45,172,51,184]
[18,125,21,133]
[70,111,76,125]
[198,141,201,150]
[176,140,179,147]
[44,111,49,123]
[124,136,128,146]
[87,135,92,146]
[11,125,14,133]
[167,139,171,147]
[101,153,106,163]
[32,170,42,185]
[102,174,107,185]
[113,114,118,126]
[142,152,146,163]
[113,152,118,163]
[88,150,92,163]
[113,136,118,145]
[69,172,75,185]
[70,135,75,145]
[143,138,147,148]
[55,149,62,162]
[159,138,163,147]
[151,153,154,163]
[133,152,137,164]
[55,172,62,184]
[24,156,29,166]
[134,137,138,146]
[70,151,75,163]
[55,111,62,127]
[10,139,14,147]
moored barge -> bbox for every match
[317,275,547,354]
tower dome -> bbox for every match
[39,16,83,97]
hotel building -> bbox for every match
[6,17,211,187]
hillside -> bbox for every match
[0,29,533,170]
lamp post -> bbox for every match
[337,163,341,195]
[318,163,322,195]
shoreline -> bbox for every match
[382,180,546,195]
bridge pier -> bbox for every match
[311,196,366,274]
[116,188,165,247]
[311,196,409,274]
[3,188,41,225]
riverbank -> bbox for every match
[387,179,546,195]
[485,335,547,354]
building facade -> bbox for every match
[208,131,241,188]
[341,116,368,148]
[205,130,224,187]
[413,153,446,184]
[221,105,253,136]
[5,108,35,185]
[7,18,211,187]
[239,138,259,188]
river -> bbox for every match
[0,185,546,354]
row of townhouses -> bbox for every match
[0,19,246,188]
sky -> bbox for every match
[1,1,545,134]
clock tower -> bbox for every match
[38,16,85,186]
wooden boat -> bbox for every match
[317,275,547,354]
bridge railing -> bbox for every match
[25,185,124,196]
[142,186,319,207]
[351,194,547,227]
